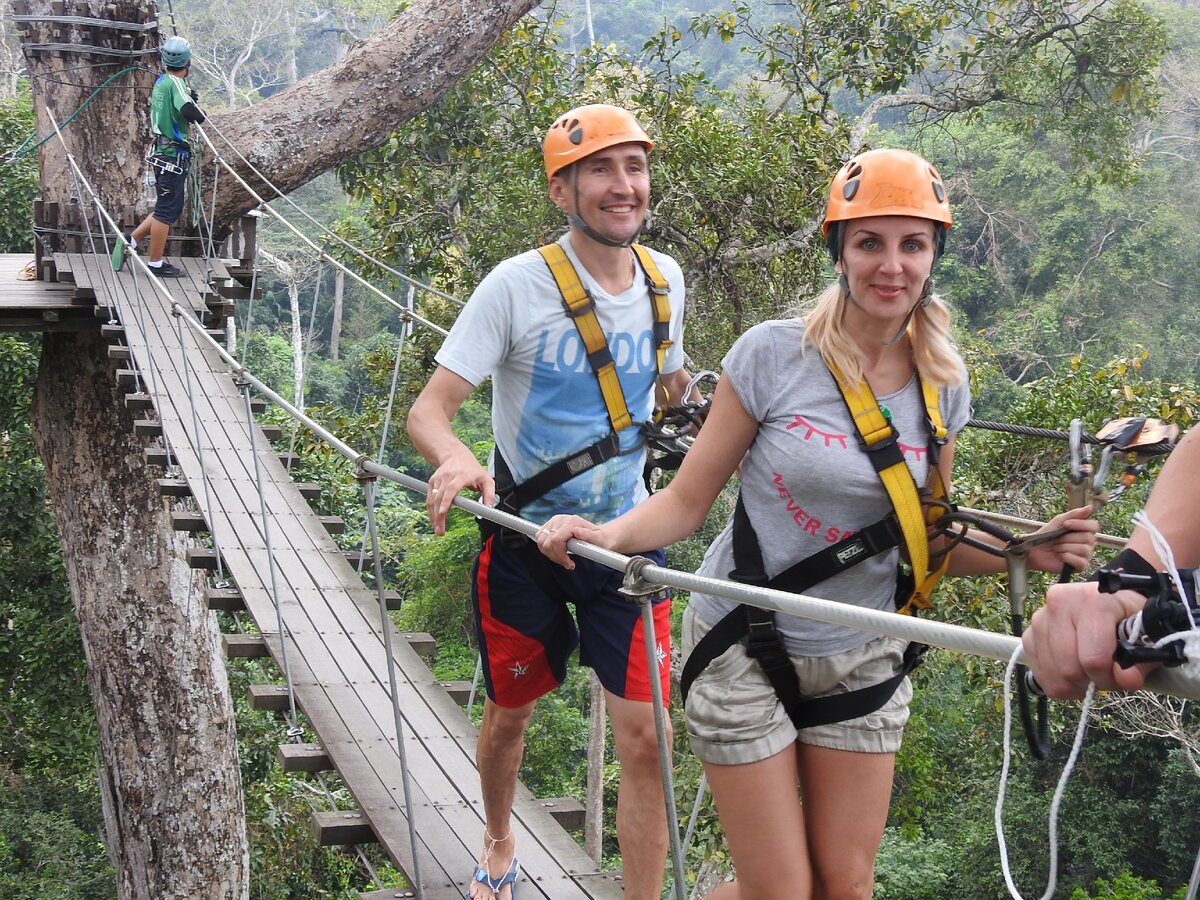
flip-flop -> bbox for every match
[467,855,519,899]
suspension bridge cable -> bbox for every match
[199,116,465,308]
[362,478,426,899]
[193,123,451,336]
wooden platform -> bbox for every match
[0,252,94,330]
[57,253,623,899]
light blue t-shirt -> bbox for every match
[436,233,687,523]
[689,318,972,656]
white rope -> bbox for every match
[995,644,1094,900]
[1136,510,1197,632]
[1133,512,1200,900]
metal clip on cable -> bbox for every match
[619,555,665,602]
[934,509,1064,759]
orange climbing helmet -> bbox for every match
[543,104,653,181]
[823,148,952,262]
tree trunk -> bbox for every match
[32,330,248,900]
[203,0,541,229]
[20,0,156,248]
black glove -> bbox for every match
[190,88,199,103]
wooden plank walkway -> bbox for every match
[52,253,626,900]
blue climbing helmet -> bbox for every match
[161,36,192,69]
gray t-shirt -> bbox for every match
[689,318,972,657]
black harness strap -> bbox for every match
[730,496,903,595]
[680,493,913,727]
[495,432,624,517]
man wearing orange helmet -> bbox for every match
[407,104,691,900]
[536,147,1096,898]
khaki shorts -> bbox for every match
[681,605,913,765]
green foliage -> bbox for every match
[0,337,97,776]
[928,115,1200,384]
[0,338,111,896]
[703,0,1166,182]
[0,769,114,900]
[0,86,37,253]
[1069,872,1182,899]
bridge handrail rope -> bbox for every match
[192,123,453,336]
[199,117,465,308]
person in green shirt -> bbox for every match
[116,36,205,278]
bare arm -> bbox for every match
[405,366,494,535]
[536,377,758,568]
[1126,426,1200,567]
[936,435,1098,577]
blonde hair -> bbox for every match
[801,280,965,389]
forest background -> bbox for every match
[3,0,1200,896]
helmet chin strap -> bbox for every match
[566,214,637,248]
[567,170,640,248]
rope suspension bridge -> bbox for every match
[5,105,1200,900]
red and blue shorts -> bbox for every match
[471,533,671,709]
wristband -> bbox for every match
[1089,546,1155,581]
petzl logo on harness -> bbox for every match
[565,453,593,476]
[835,541,867,565]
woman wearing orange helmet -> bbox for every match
[536,147,1097,897]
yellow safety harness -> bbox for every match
[828,361,950,615]
[536,242,672,432]
[490,243,673,521]
[679,359,953,730]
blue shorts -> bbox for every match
[471,533,671,708]
[152,156,188,225]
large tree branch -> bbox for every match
[205,0,540,230]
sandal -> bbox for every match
[467,828,520,899]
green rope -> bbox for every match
[5,65,153,161]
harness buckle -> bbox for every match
[855,423,905,472]
[743,611,792,673]
[643,274,670,297]
[855,423,899,454]
[562,291,597,318]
